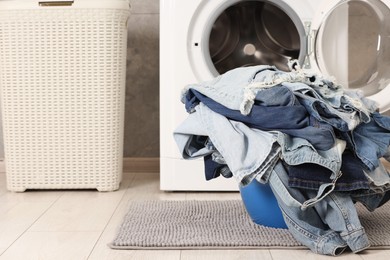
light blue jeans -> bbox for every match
[174,103,280,186]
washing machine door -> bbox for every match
[311,0,390,112]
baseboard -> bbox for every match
[0,157,160,174]
[123,157,159,173]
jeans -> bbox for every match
[174,103,281,186]
[287,150,371,191]
[269,161,370,255]
[185,88,336,150]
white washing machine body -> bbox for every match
[160,0,390,191]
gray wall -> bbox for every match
[0,0,160,159]
[124,0,160,157]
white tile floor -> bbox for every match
[0,171,390,260]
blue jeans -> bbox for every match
[185,88,336,150]
[287,150,370,191]
[269,161,370,255]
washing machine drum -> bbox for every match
[209,1,301,73]
[205,0,390,96]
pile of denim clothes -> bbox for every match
[173,62,390,256]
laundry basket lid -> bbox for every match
[0,0,130,10]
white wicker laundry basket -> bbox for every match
[0,0,130,191]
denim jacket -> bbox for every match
[269,161,371,255]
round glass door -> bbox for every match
[208,0,305,74]
[315,0,390,96]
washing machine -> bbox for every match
[160,0,390,191]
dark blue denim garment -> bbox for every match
[286,151,370,191]
[340,112,390,171]
[204,154,232,180]
[350,185,390,211]
[185,88,336,151]
[181,133,232,181]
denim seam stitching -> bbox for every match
[329,193,353,231]
[281,208,319,241]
